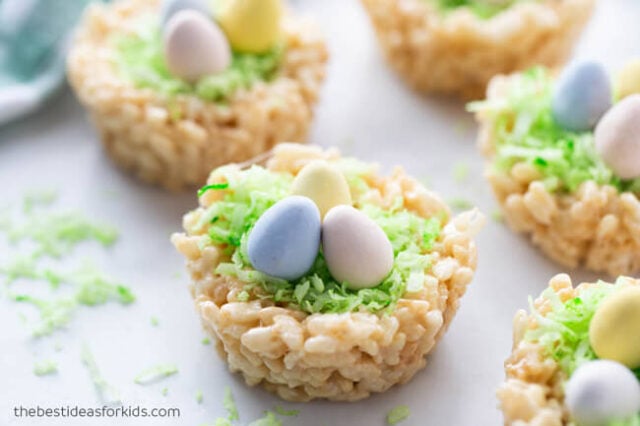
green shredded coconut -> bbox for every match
[430,0,534,19]
[114,23,284,103]
[490,209,504,223]
[447,197,473,211]
[274,406,298,417]
[161,387,169,397]
[247,412,282,426]
[387,405,410,425]
[196,389,204,404]
[194,161,443,314]
[81,345,121,404]
[452,161,470,183]
[223,387,239,421]
[469,68,640,194]
[0,194,133,337]
[202,337,211,345]
[10,264,134,337]
[151,316,159,327]
[525,280,640,425]
[33,360,58,376]
[134,363,179,385]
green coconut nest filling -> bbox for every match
[468,68,640,194]
[192,161,443,315]
[113,23,283,103]
[430,0,534,19]
[525,280,640,426]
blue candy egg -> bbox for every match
[247,196,321,281]
[552,61,612,132]
[160,0,211,27]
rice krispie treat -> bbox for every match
[499,273,640,425]
[360,0,594,100]
[172,144,485,401]
[67,0,327,190]
[471,60,640,276]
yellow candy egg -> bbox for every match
[589,286,640,369]
[291,161,352,219]
[616,59,640,100]
[218,0,282,53]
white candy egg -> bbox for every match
[163,10,231,83]
[322,205,394,290]
[565,360,640,426]
[594,94,640,180]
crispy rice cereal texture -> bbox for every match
[172,144,485,401]
[498,273,640,425]
[360,0,594,100]
[67,0,327,191]
[477,75,640,277]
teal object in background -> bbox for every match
[0,0,103,125]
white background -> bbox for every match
[1,1,639,425]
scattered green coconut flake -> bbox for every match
[448,197,473,211]
[196,162,443,315]
[33,360,58,376]
[1,254,40,284]
[212,420,232,426]
[274,406,299,417]
[150,316,159,327]
[161,387,169,396]
[114,24,284,103]
[223,387,239,421]
[6,212,118,259]
[196,389,204,404]
[452,161,470,183]
[468,67,640,194]
[134,364,179,385]
[23,189,58,213]
[202,337,211,345]
[430,0,534,19]
[73,265,135,306]
[13,294,76,337]
[236,290,250,302]
[248,411,282,426]
[387,405,410,425]
[490,209,504,223]
[81,344,121,404]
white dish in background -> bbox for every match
[1,1,639,424]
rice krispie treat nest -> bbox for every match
[67,0,327,191]
[472,70,640,276]
[360,0,594,100]
[172,144,485,401]
[498,273,640,425]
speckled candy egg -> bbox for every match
[218,0,282,53]
[616,59,640,100]
[163,10,231,83]
[565,360,640,426]
[589,286,640,368]
[322,205,394,290]
[594,94,640,180]
[552,61,612,132]
[247,196,321,281]
[160,0,211,26]
[291,161,352,219]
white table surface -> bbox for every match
[1,1,639,425]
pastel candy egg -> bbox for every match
[247,196,321,281]
[594,94,640,180]
[322,205,394,290]
[291,161,352,219]
[160,0,210,26]
[589,286,640,368]
[552,61,612,132]
[616,59,640,100]
[163,10,231,83]
[565,360,640,426]
[218,0,282,53]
